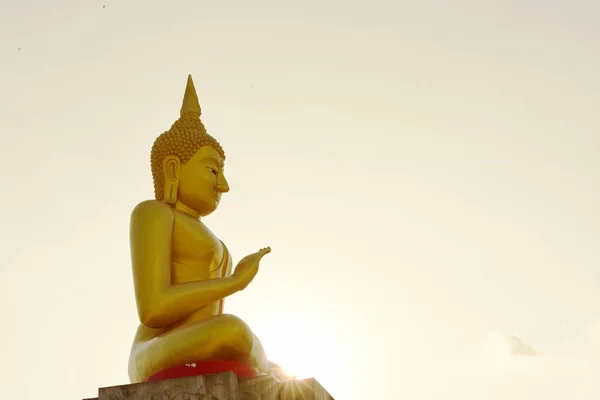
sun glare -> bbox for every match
[256,312,343,385]
[264,334,318,380]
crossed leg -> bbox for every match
[128,313,265,382]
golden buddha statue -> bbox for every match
[128,75,273,383]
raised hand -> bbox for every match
[232,247,271,290]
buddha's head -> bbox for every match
[150,75,229,216]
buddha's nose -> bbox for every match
[217,174,230,193]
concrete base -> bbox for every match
[86,372,334,400]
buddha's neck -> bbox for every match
[174,200,201,220]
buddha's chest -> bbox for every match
[171,215,224,283]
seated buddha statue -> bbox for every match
[128,75,273,383]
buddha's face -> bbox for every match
[177,145,229,216]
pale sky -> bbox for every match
[1,0,599,399]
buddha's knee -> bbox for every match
[215,314,254,354]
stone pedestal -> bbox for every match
[86,372,334,400]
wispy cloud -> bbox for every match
[505,334,538,356]
[484,331,538,357]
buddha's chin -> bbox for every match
[197,202,218,217]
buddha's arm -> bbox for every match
[130,200,242,329]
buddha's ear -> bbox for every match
[162,155,181,204]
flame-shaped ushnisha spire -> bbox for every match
[179,74,201,118]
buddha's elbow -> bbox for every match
[141,315,162,329]
[139,306,167,329]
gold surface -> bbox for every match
[128,76,271,383]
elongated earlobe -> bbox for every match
[162,156,181,204]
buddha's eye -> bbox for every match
[207,167,218,175]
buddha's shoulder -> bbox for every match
[131,200,174,221]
